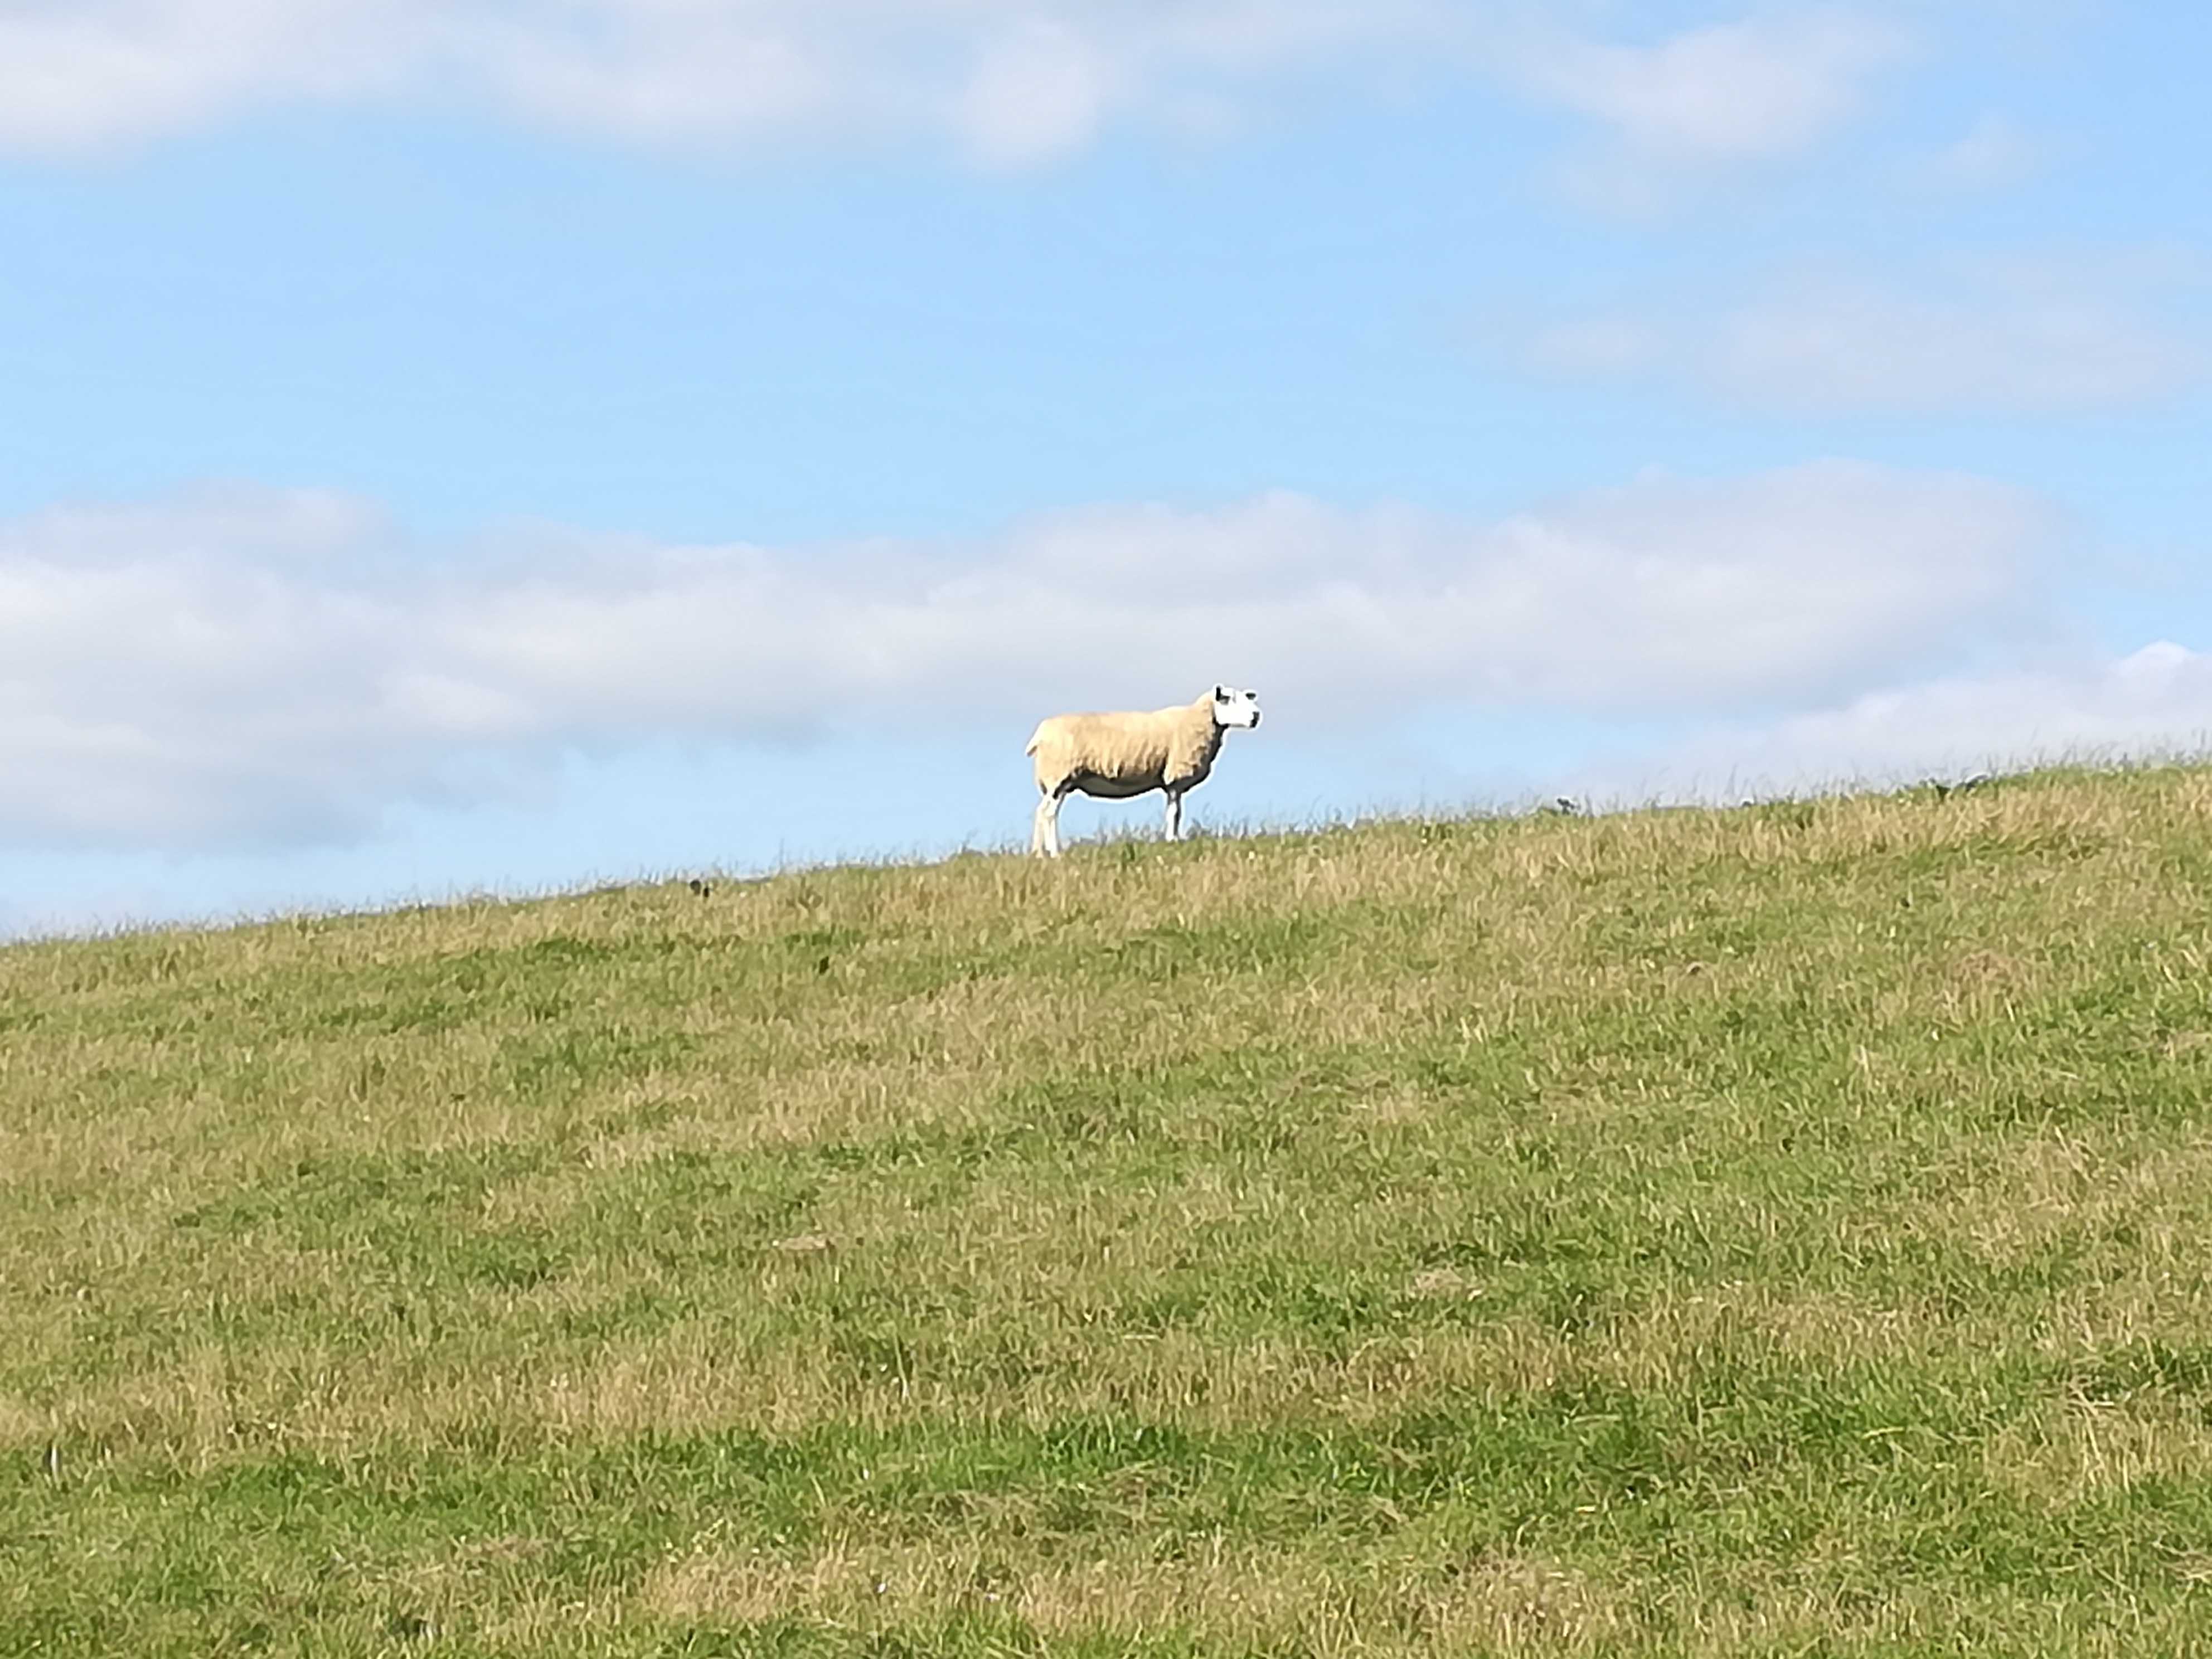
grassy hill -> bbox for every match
[8,767,2212,1656]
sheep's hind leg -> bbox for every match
[1163,789,1184,842]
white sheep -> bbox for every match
[1024,685,1262,857]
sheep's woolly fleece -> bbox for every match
[1025,693,1229,799]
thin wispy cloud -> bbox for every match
[0,0,1462,161]
[1517,252,2209,414]
[0,462,2055,851]
[1920,111,2046,191]
[0,0,1928,183]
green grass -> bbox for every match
[9,767,2212,1653]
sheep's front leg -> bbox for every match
[1163,789,1184,842]
[1032,788,1068,858]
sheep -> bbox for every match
[1024,685,1262,857]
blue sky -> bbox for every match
[2,0,2207,935]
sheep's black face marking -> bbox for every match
[1211,686,1262,730]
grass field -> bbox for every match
[8,767,2212,1655]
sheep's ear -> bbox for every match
[1212,683,1226,699]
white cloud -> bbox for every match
[0,0,1466,162]
[1599,642,2212,802]
[0,462,2055,851]
[1506,7,1913,211]
[1519,254,2208,414]
[0,0,420,152]
[0,0,1932,180]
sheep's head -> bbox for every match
[1210,685,1262,730]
